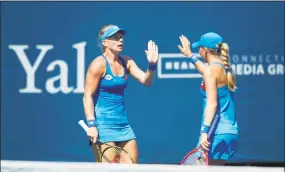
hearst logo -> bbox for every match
[157,53,284,79]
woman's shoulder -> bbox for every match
[88,55,106,73]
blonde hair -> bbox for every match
[97,24,116,52]
[216,43,237,92]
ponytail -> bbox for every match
[217,43,237,92]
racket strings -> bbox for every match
[101,147,132,163]
[183,153,207,165]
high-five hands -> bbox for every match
[178,35,193,58]
[145,40,159,65]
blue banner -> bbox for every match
[1,2,284,164]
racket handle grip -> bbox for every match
[208,115,220,137]
[78,120,88,132]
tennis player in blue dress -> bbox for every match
[178,32,239,165]
[83,24,159,163]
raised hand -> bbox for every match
[145,40,159,64]
[178,35,193,58]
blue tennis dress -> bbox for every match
[93,55,136,143]
[199,62,239,160]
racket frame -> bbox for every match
[79,120,134,163]
[91,140,134,163]
[180,114,221,165]
[180,145,209,165]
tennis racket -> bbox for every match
[78,120,134,163]
[180,114,220,165]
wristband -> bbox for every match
[87,120,97,127]
[200,124,210,134]
[188,54,199,65]
[148,63,157,71]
